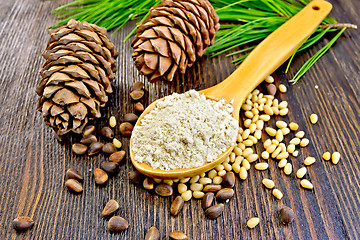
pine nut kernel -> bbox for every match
[304,157,316,166]
[262,179,275,189]
[310,114,318,124]
[322,152,331,161]
[279,84,287,93]
[272,189,283,199]
[289,122,299,131]
[300,179,313,189]
[332,152,341,164]
[296,167,307,178]
[247,217,260,228]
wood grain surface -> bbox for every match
[0,0,359,239]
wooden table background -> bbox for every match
[0,0,359,239]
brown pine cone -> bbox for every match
[36,19,118,136]
[132,0,220,82]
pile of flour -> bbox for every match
[131,90,239,170]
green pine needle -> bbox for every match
[50,0,352,84]
[289,27,346,84]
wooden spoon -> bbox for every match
[130,0,332,179]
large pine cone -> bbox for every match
[36,19,118,136]
[132,0,220,82]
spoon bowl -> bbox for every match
[130,0,332,179]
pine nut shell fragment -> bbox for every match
[247,217,260,228]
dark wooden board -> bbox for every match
[0,0,359,239]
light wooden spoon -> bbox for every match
[130,0,332,179]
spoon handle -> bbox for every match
[201,0,332,115]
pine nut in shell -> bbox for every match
[296,167,307,178]
[65,179,83,193]
[255,163,269,171]
[102,200,120,217]
[332,152,341,164]
[223,172,235,188]
[247,217,260,229]
[203,184,222,193]
[145,226,160,240]
[205,204,224,219]
[202,193,215,209]
[272,189,283,199]
[170,196,184,216]
[262,179,275,189]
[300,179,313,189]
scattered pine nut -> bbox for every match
[278,101,288,109]
[304,157,316,166]
[322,152,331,161]
[296,167,307,178]
[290,137,301,145]
[276,152,289,160]
[271,146,282,158]
[300,138,309,147]
[239,167,248,180]
[242,159,251,170]
[292,150,299,157]
[279,108,289,116]
[109,116,116,128]
[276,121,287,129]
[262,179,275,189]
[289,122,299,131]
[310,114,318,124]
[279,84,287,93]
[331,152,341,164]
[276,130,284,142]
[265,75,274,83]
[247,217,260,229]
[181,190,192,201]
[295,131,305,138]
[287,144,295,154]
[247,154,259,163]
[265,127,277,136]
[255,163,269,171]
[272,189,283,199]
[281,127,290,135]
[278,159,287,168]
[284,163,292,175]
[300,179,313,189]
[261,151,269,159]
[113,138,122,149]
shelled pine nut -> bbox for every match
[332,152,341,164]
[295,131,305,138]
[278,159,287,168]
[284,163,292,175]
[296,167,307,178]
[255,163,269,171]
[272,189,283,199]
[262,179,275,189]
[289,122,299,131]
[300,179,313,189]
[322,152,331,161]
[304,157,316,166]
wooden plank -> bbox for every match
[0,0,359,239]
